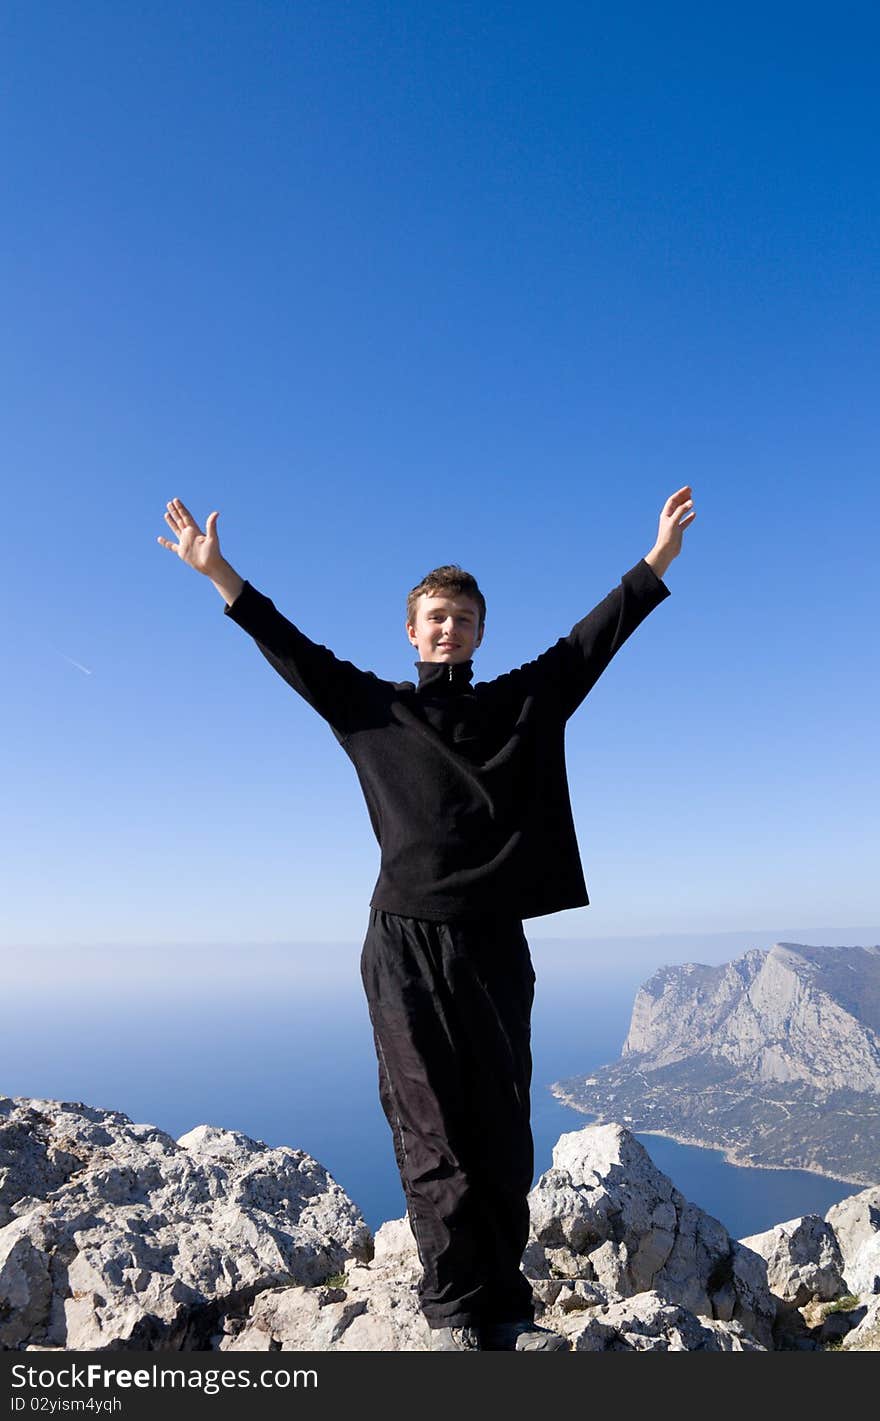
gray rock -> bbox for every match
[6,1093,879,1352]
[556,943,880,1184]
[552,1279,611,1313]
[738,1215,845,1306]
[219,1218,764,1352]
[0,1097,371,1350]
[564,1290,766,1351]
[218,1215,429,1351]
[800,1294,867,1346]
[838,1234,880,1300]
[825,1185,880,1297]
[0,1218,55,1348]
[0,1100,93,1229]
[622,944,880,1092]
[840,1294,880,1350]
[527,1122,775,1347]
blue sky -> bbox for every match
[3,0,878,952]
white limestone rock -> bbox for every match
[0,1217,56,1349]
[0,1101,89,1229]
[527,1122,774,1347]
[825,1185,880,1297]
[0,1097,371,1350]
[550,1279,610,1313]
[800,1294,867,1346]
[840,1294,880,1350]
[9,1092,879,1353]
[569,944,880,1186]
[219,1219,761,1353]
[623,944,880,1094]
[737,1215,845,1306]
[837,1233,880,1300]
[218,1215,430,1351]
[564,1290,766,1351]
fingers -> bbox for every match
[664,485,692,513]
[156,535,180,553]
[171,496,195,524]
[677,509,697,529]
[166,497,203,535]
[666,495,694,522]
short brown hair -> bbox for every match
[406,564,486,632]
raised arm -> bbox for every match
[157,497,380,738]
[555,485,695,716]
[493,486,695,720]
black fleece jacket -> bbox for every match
[224,558,670,922]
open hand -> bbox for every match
[656,486,696,559]
[644,486,696,580]
[157,498,224,576]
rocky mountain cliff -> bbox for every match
[554,942,880,1184]
[2,1094,880,1352]
[1,1097,880,1352]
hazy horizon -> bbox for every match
[3,933,863,1239]
[10,923,880,996]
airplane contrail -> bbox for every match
[57,652,93,676]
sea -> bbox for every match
[3,942,861,1241]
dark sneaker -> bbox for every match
[428,1324,483,1352]
[481,1319,569,1351]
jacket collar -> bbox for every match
[414,658,475,693]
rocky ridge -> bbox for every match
[2,1095,879,1351]
[553,942,880,1184]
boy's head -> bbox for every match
[406,564,486,664]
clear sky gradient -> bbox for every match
[3,1,878,950]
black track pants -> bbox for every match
[360,906,537,1329]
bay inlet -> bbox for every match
[3,941,863,1240]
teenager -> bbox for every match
[157,486,695,1350]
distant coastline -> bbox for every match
[550,1086,873,1190]
[550,943,880,1192]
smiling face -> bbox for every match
[406,589,484,664]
